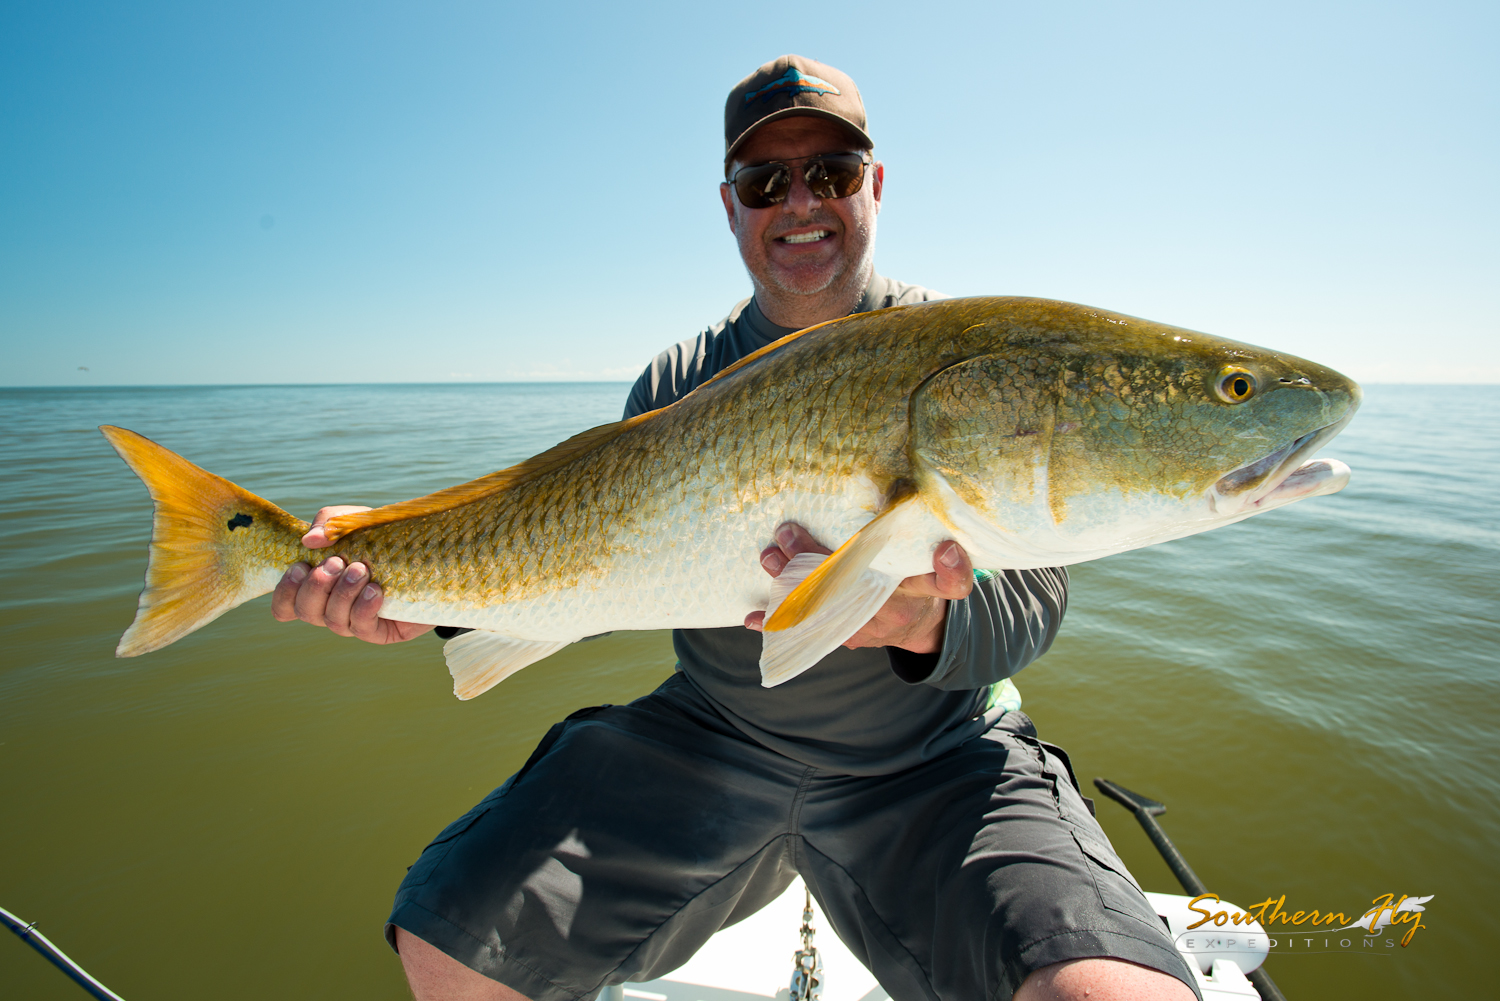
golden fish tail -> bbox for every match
[100,426,309,657]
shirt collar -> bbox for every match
[743,272,889,349]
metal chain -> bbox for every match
[788,886,824,1001]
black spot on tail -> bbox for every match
[227,513,254,531]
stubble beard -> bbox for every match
[747,213,877,311]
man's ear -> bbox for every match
[870,161,884,214]
[719,182,737,233]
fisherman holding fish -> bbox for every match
[103,46,1354,999]
[103,53,1357,995]
[272,56,1203,1001]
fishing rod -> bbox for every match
[1093,778,1288,1001]
[1,904,128,1001]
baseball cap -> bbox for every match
[724,55,872,170]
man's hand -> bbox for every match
[270,505,435,644]
[743,522,973,653]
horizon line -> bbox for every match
[1,380,640,390]
[3,379,1495,390]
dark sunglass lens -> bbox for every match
[804,155,866,200]
[735,164,790,208]
[804,160,835,199]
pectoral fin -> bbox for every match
[757,553,902,688]
[764,497,912,634]
[443,631,576,700]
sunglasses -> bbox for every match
[728,152,872,209]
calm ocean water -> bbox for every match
[1,383,1495,998]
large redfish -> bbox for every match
[102,297,1360,697]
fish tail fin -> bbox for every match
[101,426,309,657]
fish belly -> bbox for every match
[378,472,947,640]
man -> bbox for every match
[274,56,1198,1001]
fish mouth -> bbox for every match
[1211,409,1357,511]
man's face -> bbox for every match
[720,117,884,301]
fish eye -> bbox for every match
[1215,368,1257,404]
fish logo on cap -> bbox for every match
[744,67,842,104]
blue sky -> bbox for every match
[2,0,1495,386]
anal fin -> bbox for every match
[443,631,576,700]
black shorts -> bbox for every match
[386,674,1199,1001]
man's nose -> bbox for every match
[780,165,823,214]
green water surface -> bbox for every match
[1,384,1494,999]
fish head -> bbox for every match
[910,300,1362,566]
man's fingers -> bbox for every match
[388,620,437,644]
[932,541,974,599]
[322,561,371,637]
[271,550,434,645]
[835,541,972,653]
[301,525,333,548]
[896,542,974,599]
[292,556,345,627]
[348,578,387,640]
[272,563,311,621]
[753,530,968,651]
[773,522,832,560]
[343,580,436,644]
[301,505,373,549]
[758,523,830,578]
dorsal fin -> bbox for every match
[693,317,836,393]
[321,307,904,544]
[693,301,922,395]
[322,413,651,542]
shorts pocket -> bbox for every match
[1071,829,1156,923]
[402,806,491,888]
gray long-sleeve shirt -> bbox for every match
[626,274,1068,776]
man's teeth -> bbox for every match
[780,230,830,244]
